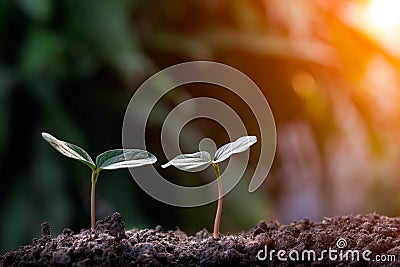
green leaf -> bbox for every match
[41,132,95,170]
[161,151,211,171]
[96,149,157,170]
[213,136,257,163]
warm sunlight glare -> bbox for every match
[366,0,400,32]
[342,0,400,56]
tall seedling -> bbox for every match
[162,135,257,238]
[42,132,157,230]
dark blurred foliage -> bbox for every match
[2,0,400,253]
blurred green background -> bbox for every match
[2,0,400,253]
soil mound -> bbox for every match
[2,213,399,266]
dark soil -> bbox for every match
[1,213,400,266]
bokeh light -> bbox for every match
[366,0,400,33]
[343,0,400,55]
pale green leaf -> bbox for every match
[96,149,157,170]
[161,151,211,171]
[213,136,257,163]
[41,132,95,170]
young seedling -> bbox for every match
[161,135,257,238]
[41,132,157,231]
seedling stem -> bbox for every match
[91,169,100,230]
[212,163,222,238]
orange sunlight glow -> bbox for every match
[342,0,400,56]
[365,0,400,33]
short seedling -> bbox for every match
[41,132,157,230]
[162,135,257,238]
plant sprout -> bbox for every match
[41,132,157,231]
[161,135,257,238]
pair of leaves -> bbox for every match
[161,136,257,171]
[41,133,157,171]
[42,133,257,173]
